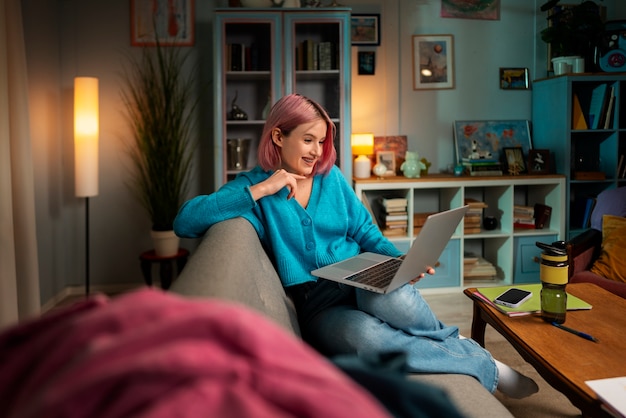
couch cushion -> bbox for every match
[590,215,626,283]
[410,374,513,418]
[590,187,626,231]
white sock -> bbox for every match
[495,359,539,399]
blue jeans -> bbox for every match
[292,281,498,393]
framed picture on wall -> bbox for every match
[357,51,376,75]
[499,68,530,90]
[131,0,195,46]
[351,14,381,46]
[412,34,454,90]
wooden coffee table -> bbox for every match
[464,282,626,418]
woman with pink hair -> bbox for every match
[175,94,537,399]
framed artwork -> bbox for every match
[131,0,195,46]
[441,0,500,20]
[453,120,532,164]
[500,68,530,90]
[351,14,381,46]
[376,151,396,176]
[528,149,551,174]
[374,135,407,172]
[503,147,527,175]
[358,51,376,75]
[412,35,454,90]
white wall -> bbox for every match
[21,0,622,303]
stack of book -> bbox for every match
[296,40,337,71]
[513,205,535,229]
[464,198,488,234]
[463,253,497,280]
[377,197,408,237]
[461,158,503,176]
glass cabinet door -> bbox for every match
[284,11,351,179]
[215,13,282,184]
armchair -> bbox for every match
[567,187,626,299]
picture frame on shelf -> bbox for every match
[351,14,380,46]
[453,120,532,164]
[499,68,530,90]
[528,149,551,174]
[376,151,396,176]
[358,51,376,75]
[412,34,454,90]
[131,0,195,46]
[503,147,527,175]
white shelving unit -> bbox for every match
[354,174,566,292]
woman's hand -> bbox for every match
[409,266,435,285]
[250,169,307,200]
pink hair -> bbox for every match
[257,94,337,175]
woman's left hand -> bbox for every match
[409,267,435,285]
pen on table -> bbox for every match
[551,322,599,343]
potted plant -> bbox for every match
[540,0,605,72]
[121,41,196,256]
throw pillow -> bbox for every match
[590,187,626,231]
[590,215,626,283]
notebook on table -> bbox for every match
[311,205,469,294]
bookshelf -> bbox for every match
[532,74,626,239]
[213,8,352,187]
[353,175,566,292]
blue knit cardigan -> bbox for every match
[174,166,401,287]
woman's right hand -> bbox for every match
[250,169,307,201]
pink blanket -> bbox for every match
[0,289,390,418]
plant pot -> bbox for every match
[151,230,180,257]
[552,56,580,76]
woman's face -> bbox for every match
[272,119,327,176]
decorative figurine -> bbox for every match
[420,157,432,176]
[400,151,427,178]
[372,163,387,178]
[227,91,248,121]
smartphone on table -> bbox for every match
[494,288,533,308]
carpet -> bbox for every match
[484,328,582,418]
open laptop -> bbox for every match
[311,205,469,294]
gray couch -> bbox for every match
[171,217,513,418]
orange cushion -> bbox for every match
[590,215,626,283]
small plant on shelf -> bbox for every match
[539,0,605,63]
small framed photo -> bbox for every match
[357,51,376,75]
[503,147,527,175]
[528,149,551,174]
[131,0,195,46]
[376,151,396,176]
[499,68,530,90]
[351,14,381,46]
[412,34,454,90]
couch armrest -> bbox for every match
[171,217,301,336]
[566,229,602,277]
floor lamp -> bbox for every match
[74,77,99,296]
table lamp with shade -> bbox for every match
[74,76,99,296]
[351,133,374,179]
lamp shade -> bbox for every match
[351,133,374,156]
[74,77,99,197]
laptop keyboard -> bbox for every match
[346,258,403,288]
